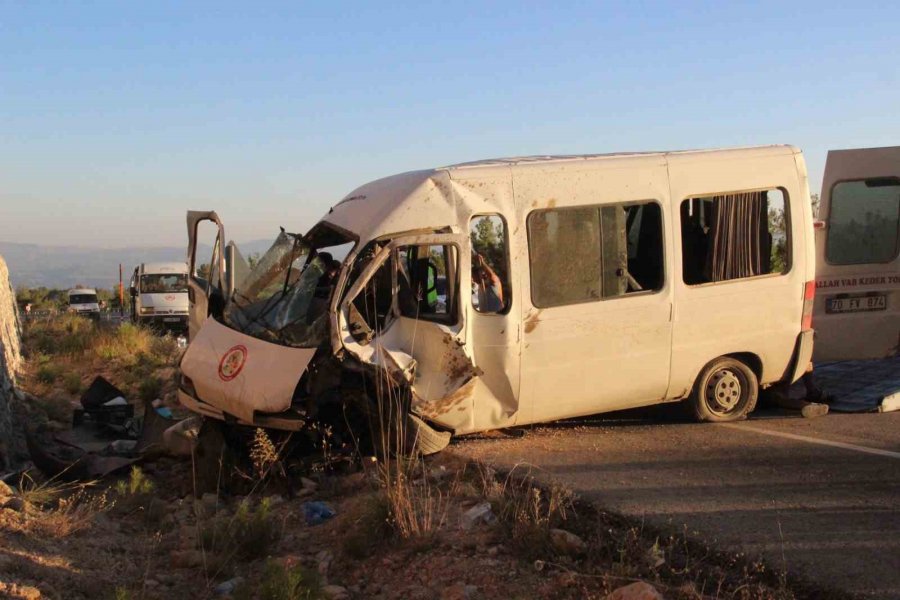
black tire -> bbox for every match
[690,357,758,422]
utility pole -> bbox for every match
[118,264,124,315]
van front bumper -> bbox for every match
[177,388,307,431]
[138,314,188,330]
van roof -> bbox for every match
[324,144,801,241]
[69,288,97,295]
[440,144,799,171]
[140,262,188,274]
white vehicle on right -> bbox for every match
[813,146,900,362]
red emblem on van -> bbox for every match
[165,294,176,301]
[218,345,248,381]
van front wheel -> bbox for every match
[690,357,758,422]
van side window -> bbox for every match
[397,244,457,324]
[826,178,900,265]
[527,201,664,308]
[681,189,789,285]
[470,215,511,313]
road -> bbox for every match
[452,407,900,599]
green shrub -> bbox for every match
[63,372,82,395]
[256,559,320,600]
[201,498,279,563]
[115,467,155,497]
[36,363,63,384]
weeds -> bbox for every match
[137,375,163,402]
[200,497,280,563]
[252,559,321,600]
[115,466,155,497]
[63,372,82,394]
[16,472,108,538]
[477,465,575,559]
[35,363,62,384]
[341,492,391,559]
[250,427,280,479]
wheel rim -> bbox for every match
[705,368,744,415]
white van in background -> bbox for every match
[178,145,817,450]
[130,262,190,331]
[67,288,101,321]
[812,146,900,362]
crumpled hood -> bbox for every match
[180,318,315,423]
[141,292,188,312]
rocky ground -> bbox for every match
[0,439,817,600]
[0,310,824,600]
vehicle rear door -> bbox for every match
[186,211,227,341]
[814,147,900,361]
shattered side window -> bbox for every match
[470,215,510,314]
[528,202,664,307]
[528,207,602,307]
[826,179,900,265]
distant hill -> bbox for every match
[0,240,273,289]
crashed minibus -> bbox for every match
[178,145,821,452]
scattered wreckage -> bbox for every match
[25,376,198,482]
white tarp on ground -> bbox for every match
[815,357,900,413]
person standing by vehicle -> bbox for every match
[472,252,504,313]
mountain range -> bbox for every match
[0,240,273,289]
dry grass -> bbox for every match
[20,314,182,412]
[475,464,576,559]
[13,472,109,538]
[363,366,453,541]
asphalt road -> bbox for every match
[452,407,900,599]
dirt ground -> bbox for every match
[0,442,833,600]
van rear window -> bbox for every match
[680,189,789,285]
[826,179,900,265]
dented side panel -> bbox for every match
[511,157,675,422]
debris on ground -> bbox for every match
[302,500,336,525]
[460,501,496,530]
[549,528,586,556]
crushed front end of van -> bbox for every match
[177,199,475,455]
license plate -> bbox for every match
[826,295,887,314]
[163,317,181,322]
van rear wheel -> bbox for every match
[690,357,758,422]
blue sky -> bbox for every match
[2,1,898,247]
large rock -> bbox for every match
[605,581,664,600]
[0,255,23,471]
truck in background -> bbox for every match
[67,288,101,321]
[129,262,190,331]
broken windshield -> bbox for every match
[223,230,345,348]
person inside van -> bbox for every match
[472,252,504,312]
